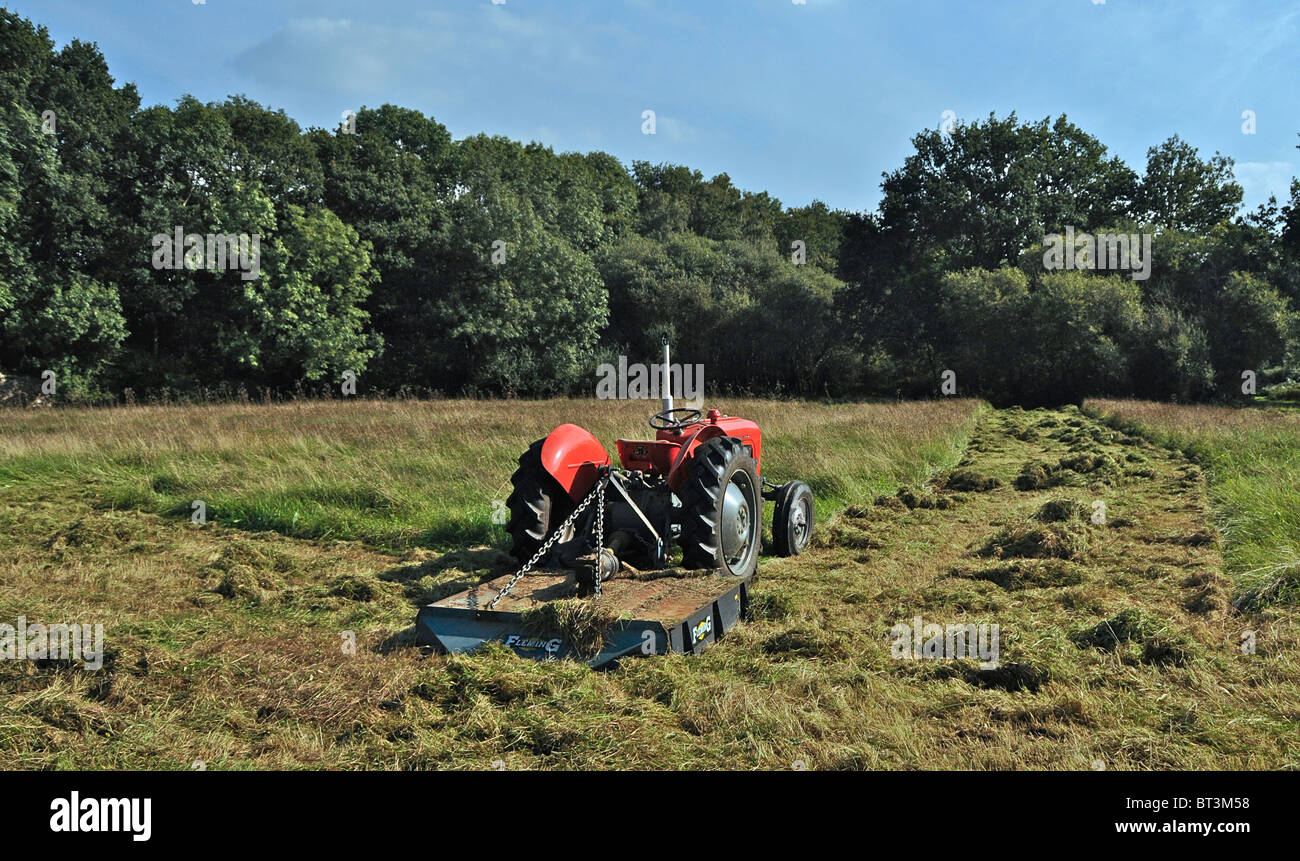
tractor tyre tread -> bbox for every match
[505,440,574,563]
[679,436,759,576]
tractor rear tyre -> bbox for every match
[679,436,761,577]
[772,480,814,556]
[506,440,576,564]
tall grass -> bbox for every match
[0,397,984,552]
[1087,399,1300,603]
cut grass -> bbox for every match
[519,599,623,659]
[1070,608,1196,668]
[980,520,1090,560]
[1088,399,1300,608]
[953,558,1087,590]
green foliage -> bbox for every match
[258,206,380,384]
[879,113,1138,271]
[776,200,848,273]
[932,267,1144,405]
[1128,303,1215,401]
[1136,135,1243,233]
[1204,272,1290,391]
[441,187,607,394]
[0,8,1297,403]
[596,232,845,395]
[311,105,454,388]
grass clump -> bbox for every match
[1034,498,1089,523]
[750,589,796,621]
[1058,452,1117,475]
[1071,608,1195,667]
[519,598,622,659]
[980,520,1089,560]
[956,558,1086,590]
[873,494,908,511]
[213,567,277,603]
[943,468,1001,492]
[1014,461,1053,491]
[1015,451,1117,492]
[329,575,377,601]
[964,661,1052,693]
[812,520,879,549]
[1232,566,1300,612]
[893,485,953,510]
[1071,608,1153,650]
[205,544,285,603]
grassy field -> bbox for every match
[0,397,978,550]
[0,397,1296,769]
[1087,399,1300,608]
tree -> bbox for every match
[0,12,131,395]
[928,267,1144,405]
[1014,270,1145,405]
[597,231,843,395]
[776,200,847,273]
[256,206,379,385]
[438,188,606,394]
[312,105,455,387]
[1135,135,1242,233]
[932,267,1030,400]
[1203,271,1290,394]
[1127,303,1214,401]
[878,113,1137,271]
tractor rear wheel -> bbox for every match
[506,440,576,563]
[679,436,761,577]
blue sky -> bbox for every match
[14,0,1300,214]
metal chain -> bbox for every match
[592,480,606,598]
[485,478,603,610]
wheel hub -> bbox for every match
[720,474,755,565]
[792,503,808,545]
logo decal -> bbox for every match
[692,618,713,642]
[504,634,563,655]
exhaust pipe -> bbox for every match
[661,335,673,414]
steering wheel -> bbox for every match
[649,408,703,431]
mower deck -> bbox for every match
[415,570,752,669]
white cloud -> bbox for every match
[657,115,699,144]
[231,7,600,100]
[230,17,447,95]
[1235,160,1296,209]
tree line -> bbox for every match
[2,10,1298,406]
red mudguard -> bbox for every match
[541,424,612,501]
[663,416,761,491]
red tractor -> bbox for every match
[504,341,814,596]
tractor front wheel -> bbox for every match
[771,480,814,556]
[679,436,761,577]
[505,440,576,563]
